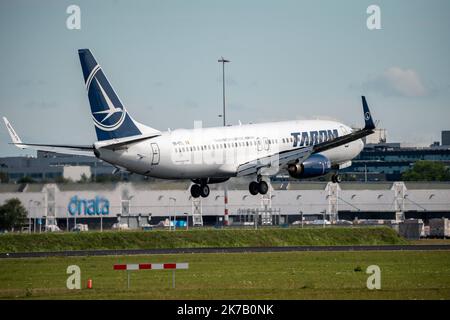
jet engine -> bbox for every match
[287,154,331,179]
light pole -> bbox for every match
[321,210,326,228]
[218,57,230,227]
[128,195,134,229]
[34,201,40,233]
[218,57,230,127]
[296,195,303,228]
[184,212,189,230]
[169,197,176,231]
[41,215,45,233]
[300,211,304,228]
[28,200,32,233]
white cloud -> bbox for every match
[383,67,427,97]
[362,67,428,97]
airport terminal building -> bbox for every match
[1,181,449,230]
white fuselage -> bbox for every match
[96,119,364,179]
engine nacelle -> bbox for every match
[288,154,331,179]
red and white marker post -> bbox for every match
[113,263,189,289]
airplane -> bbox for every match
[3,49,377,198]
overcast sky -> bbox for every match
[1,0,449,156]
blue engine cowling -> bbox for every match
[287,154,331,179]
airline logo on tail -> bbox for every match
[91,76,126,131]
[78,49,144,141]
[85,65,126,132]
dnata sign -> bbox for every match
[68,196,110,216]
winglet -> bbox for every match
[362,96,375,130]
[3,117,24,146]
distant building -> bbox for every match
[0,151,115,182]
[442,131,450,146]
[343,143,450,181]
[0,181,449,230]
[363,128,387,144]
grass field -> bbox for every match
[0,227,407,253]
[0,250,449,299]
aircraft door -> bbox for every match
[263,137,270,151]
[151,143,160,165]
[256,138,263,152]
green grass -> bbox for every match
[0,251,449,299]
[0,227,407,253]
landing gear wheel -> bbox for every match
[331,173,341,184]
[249,181,259,195]
[258,181,269,195]
[190,184,201,198]
[200,184,210,198]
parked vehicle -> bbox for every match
[310,219,331,225]
[45,224,61,232]
[335,220,353,225]
[72,224,89,232]
[112,223,129,230]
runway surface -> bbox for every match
[1,245,449,259]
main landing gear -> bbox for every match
[331,173,342,183]
[190,183,210,198]
[248,176,269,196]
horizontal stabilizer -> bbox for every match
[3,117,95,157]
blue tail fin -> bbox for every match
[78,49,142,141]
[362,96,376,130]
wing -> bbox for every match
[3,117,95,157]
[236,96,376,177]
[236,145,313,177]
